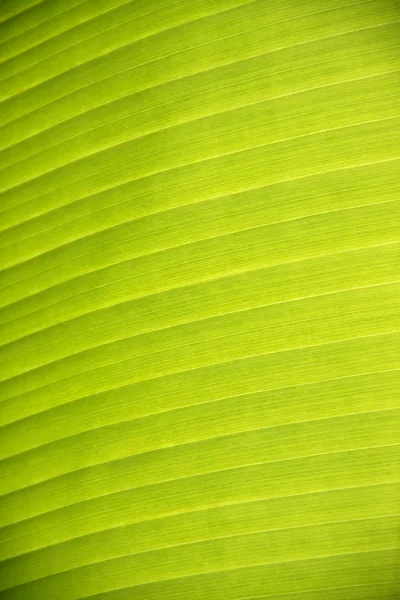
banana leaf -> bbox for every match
[0,1,399,598]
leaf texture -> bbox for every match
[0,0,399,598]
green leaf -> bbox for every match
[0,0,399,598]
